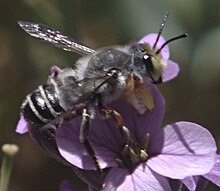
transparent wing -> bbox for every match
[18,21,95,55]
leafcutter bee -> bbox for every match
[18,13,187,171]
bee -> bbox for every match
[18,13,187,171]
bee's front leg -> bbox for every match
[96,94,131,144]
[96,94,148,169]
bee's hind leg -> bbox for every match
[79,107,102,173]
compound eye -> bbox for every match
[143,54,154,72]
[143,54,162,83]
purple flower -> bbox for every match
[203,154,220,187]
[55,83,165,170]
[16,115,28,134]
[181,154,220,191]
[139,33,179,82]
[15,33,185,190]
[55,82,217,190]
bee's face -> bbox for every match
[130,43,167,84]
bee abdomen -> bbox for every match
[21,84,65,127]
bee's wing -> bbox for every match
[18,21,95,55]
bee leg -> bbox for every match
[96,94,131,144]
[62,105,84,121]
[100,107,131,144]
[79,108,102,173]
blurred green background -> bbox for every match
[0,0,220,190]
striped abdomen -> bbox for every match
[21,84,65,127]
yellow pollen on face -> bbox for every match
[123,74,154,114]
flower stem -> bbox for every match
[0,144,19,191]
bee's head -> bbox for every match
[130,43,165,84]
[141,43,166,84]
[131,13,187,84]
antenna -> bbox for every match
[156,33,188,54]
[153,12,169,49]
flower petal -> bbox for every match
[203,154,220,187]
[181,176,198,191]
[110,83,165,141]
[138,33,170,60]
[147,122,217,179]
[135,83,165,141]
[56,117,105,170]
[162,60,180,82]
[15,115,28,134]
[102,165,171,191]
